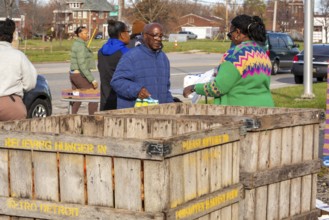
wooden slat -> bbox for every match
[165,183,243,220]
[169,155,184,209]
[0,149,9,197]
[290,177,302,216]
[240,160,321,188]
[165,126,241,158]
[86,156,113,206]
[59,154,84,204]
[114,158,142,211]
[187,104,207,115]
[144,160,169,212]
[254,130,270,220]
[59,115,82,134]
[209,146,222,220]
[313,124,319,159]
[254,110,324,130]
[255,186,267,220]
[126,118,148,139]
[267,183,279,220]
[81,115,104,137]
[279,180,290,219]
[0,196,163,220]
[301,175,312,213]
[197,149,210,197]
[33,152,59,201]
[282,209,320,220]
[0,131,163,160]
[150,119,173,138]
[183,152,197,202]
[10,151,32,199]
[311,174,317,210]
[103,117,125,138]
[303,125,314,161]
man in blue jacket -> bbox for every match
[111,23,174,109]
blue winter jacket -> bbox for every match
[111,44,174,109]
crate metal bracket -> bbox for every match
[240,118,261,135]
[146,143,171,156]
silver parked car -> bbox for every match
[178,31,198,40]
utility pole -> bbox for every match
[302,0,315,99]
[226,0,229,39]
[272,0,278,31]
[118,0,124,21]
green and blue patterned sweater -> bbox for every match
[195,41,274,107]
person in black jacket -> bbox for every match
[98,20,130,110]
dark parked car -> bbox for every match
[23,75,52,118]
[291,44,329,84]
[267,31,300,75]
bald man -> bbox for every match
[111,23,174,109]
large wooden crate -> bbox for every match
[0,103,324,220]
[0,112,244,220]
[97,103,324,220]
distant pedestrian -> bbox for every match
[69,26,98,115]
[0,18,37,121]
[98,20,130,111]
[183,14,274,107]
[127,20,146,48]
[111,23,174,109]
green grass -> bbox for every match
[18,39,305,62]
[199,82,327,110]
[272,82,326,109]
[18,39,234,62]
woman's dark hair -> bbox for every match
[0,18,16,43]
[74,26,86,37]
[107,20,127,39]
[231,14,266,44]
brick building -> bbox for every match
[53,0,114,39]
[265,0,304,33]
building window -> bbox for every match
[78,12,82,18]
[314,26,322,32]
[70,3,80,9]
[83,11,87,19]
[188,17,194,24]
[99,12,104,19]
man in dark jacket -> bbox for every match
[98,20,130,110]
[111,23,174,109]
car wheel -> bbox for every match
[272,61,279,75]
[294,75,303,84]
[317,77,324,82]
[27,98,50,118]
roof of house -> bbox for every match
[180,13,223,22]
[64,0,114,11]
[0,1,21,18]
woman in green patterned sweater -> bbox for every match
[183,15,274,107]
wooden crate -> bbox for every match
[97,103,324,220]
[0,113,243,220]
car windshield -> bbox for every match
[269,34,294,48]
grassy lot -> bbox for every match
[18,38,281,62]
[200,82,326,110]
[272,82,326,109]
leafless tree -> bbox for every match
[3,0,16,18]
[19,0,55,38]
[243,0,266,18]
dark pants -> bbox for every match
[69,73,98,115]
[0,95,27,121]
